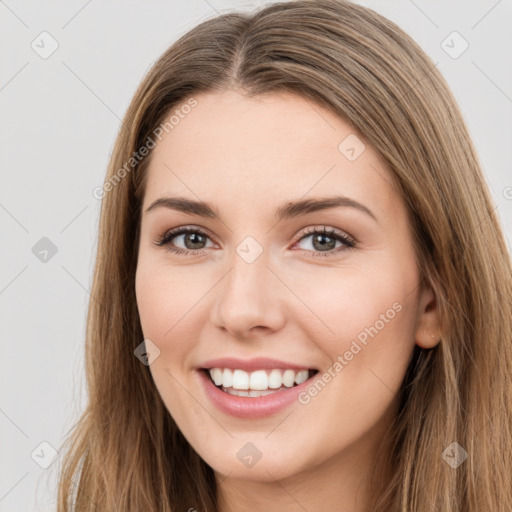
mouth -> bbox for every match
[200,367,320,398]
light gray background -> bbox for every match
[1,1,511,510]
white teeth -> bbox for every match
[225,388,280,397]
[232,369,249,390]
[222,368,233,388]
[268,369,283,389]
[211,368,223,386]
[249,370,268,390]
[207,367,313,392]
[282,369,296,387]
[294,369,309,385]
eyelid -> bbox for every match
[295,225,356,244]
[160,224,216,240]
[155,225,217,248]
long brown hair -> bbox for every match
[57,1,512,510]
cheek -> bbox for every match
[290,264,411,339]
[135,261,204,416]
[287,260,418,386]
[289,269,417,442]
[135,259,202,341]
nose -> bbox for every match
[210,248,287,340]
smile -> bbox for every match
[206,368,317,397]
[197,359,320,418]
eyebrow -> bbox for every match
[144,195,377,223]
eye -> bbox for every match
[153,226,214,255]
[293,226,356,258]
[153,225,356,258]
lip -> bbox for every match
[198,357,315,372]
[197,368,317,419]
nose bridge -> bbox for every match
[228,244,270,300]
[212,237,286,336]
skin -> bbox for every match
[135,89,440,512]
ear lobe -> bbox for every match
[414,285,441,349]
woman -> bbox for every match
[57,0,512,510]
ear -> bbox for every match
[414,285,441,349]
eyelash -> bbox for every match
[153,225,356,259]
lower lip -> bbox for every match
[198,370,314,419]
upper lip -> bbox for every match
[199,357,316,372]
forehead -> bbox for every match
[142,90,399,221]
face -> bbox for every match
[135,90,439,483]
